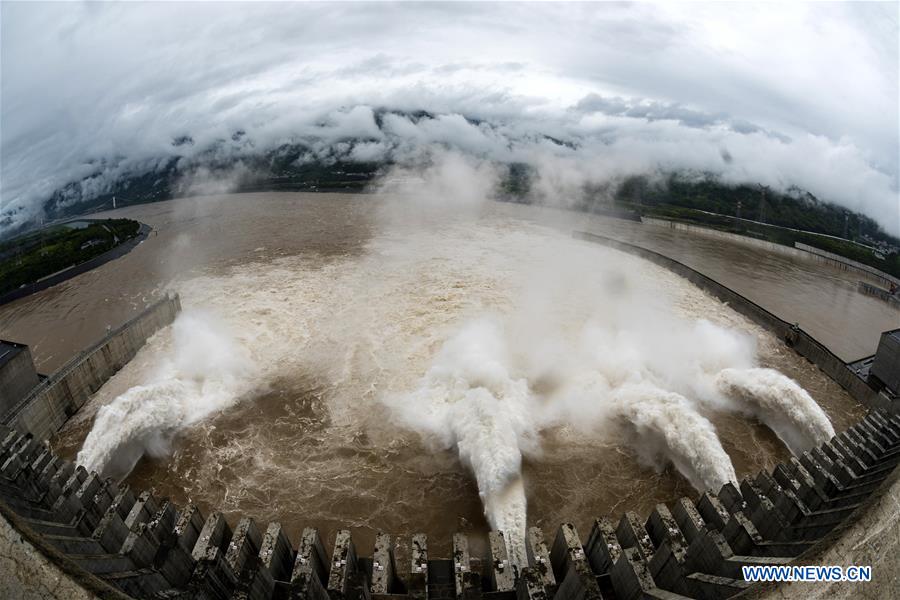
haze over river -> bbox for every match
[1,192,892,558]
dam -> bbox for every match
[0,193,897,599]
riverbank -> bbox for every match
[0,221,150,307]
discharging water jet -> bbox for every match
[612,382,738,491]
[78,310,258,478]
[384,319,536,565]
[715,367,835,455]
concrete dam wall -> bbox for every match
[2,295,181,442]
[0,408,898,600]
[640,217,900,290]
[858,282,900,309]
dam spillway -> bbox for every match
[0,398,898,599]
[0,195,897,599]
[3,1,898,597]
[38,199,871,555]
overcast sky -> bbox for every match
[2,2,898,234]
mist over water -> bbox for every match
[79,311,258,477]
[716,368,836,455]
[70,171,839,560]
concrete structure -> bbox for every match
[0,510,103,600]
[795,243,900,289]
[0,409,897,599]
[857,282,900,309]
[0,341,41,419]
[641,217,900,290]
[870,330,900,396]
[744,457,900,600]
[2,295,181,442]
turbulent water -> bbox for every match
[715,367,836,455]
[55,201,854,562]
[78,311,259,476]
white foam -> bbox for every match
[612,383,737,491]
[78,310,258,478]
[715,367,835,455]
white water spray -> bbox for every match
[384,319,536,566]
[715,367,835,455]
[78,310,259,478]
[379,222,839,562]
[386,319,536,564]
[612,383,737,491]
[386,312,746,563]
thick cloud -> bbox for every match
[1,2,897,235]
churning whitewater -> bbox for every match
[74,209,836,563]
[78,311,257,477]
[716,367,836,455]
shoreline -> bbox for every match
[0,222,151,307]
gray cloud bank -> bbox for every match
[1,2,897,236]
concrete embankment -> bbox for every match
[858,282,900,309]
[740,463,900,600]
[2,295,181,442]
[641,217,899,290]
[795,243,900,290]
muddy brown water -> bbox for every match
[0,193,889,558]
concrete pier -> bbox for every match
[487,531,514,592]
[1,415,890,600]
[327,530,358,599]
[408,533,427,600]
[291,528,329,600]
[525,526,555,595]
[550,524,601,600]
[371,532,396,596]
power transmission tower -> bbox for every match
[757,185,767,223]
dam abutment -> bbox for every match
[639,217,900,291]
[1,294,182,442]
